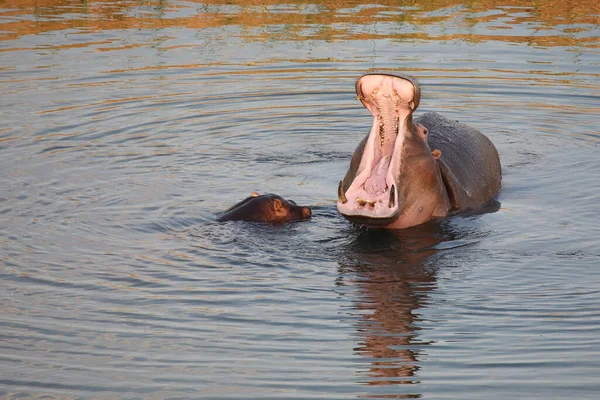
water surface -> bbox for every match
[1,1,599,399]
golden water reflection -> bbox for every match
[339,224,450,395]
[1,0,598,48]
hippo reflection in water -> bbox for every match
[219,73,501,228]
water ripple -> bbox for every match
[1,1,599,399]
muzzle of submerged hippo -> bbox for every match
[337,72,421,227]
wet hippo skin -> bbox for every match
[337,73,501,229]
[217,193,312,224]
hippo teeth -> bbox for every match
[356,198,376,207]
[389,184,396,208]
[338,181,348,204]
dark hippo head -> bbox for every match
[337,73,450,229]
[217,193,312,224]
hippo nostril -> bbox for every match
[302,207,312,219]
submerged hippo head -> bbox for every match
[337,73,450,229]
[217,193,312,224]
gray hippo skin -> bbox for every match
[218,192,312,224]
[337,73,501,229]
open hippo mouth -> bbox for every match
[337,73,420,226]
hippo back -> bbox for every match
[416,112,501,211]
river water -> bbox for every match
[1,1,599,399]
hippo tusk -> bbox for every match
[389,184,396,208]
[338,181,348,204]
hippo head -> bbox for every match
[217,193,312,224]
[337,73,449,229]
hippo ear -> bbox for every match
[273,198,283,211]
[432,149,442,159]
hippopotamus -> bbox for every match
[337,72,501,229]
[217,192,312,224]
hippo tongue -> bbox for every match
[364,156,390,195]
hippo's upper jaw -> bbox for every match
[337,73,423,228]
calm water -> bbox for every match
[1,1,599,399]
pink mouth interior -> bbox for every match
[364,156,390,195]
[337,73,417,221]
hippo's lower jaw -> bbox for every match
[336,205,400,227]
[337,179,401,226]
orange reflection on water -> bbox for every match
[1,0,598,48]
[339,225,447,394]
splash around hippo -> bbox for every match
[217,192,312,224]
[337,72,501,229]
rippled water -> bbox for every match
[1,1,599,399]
